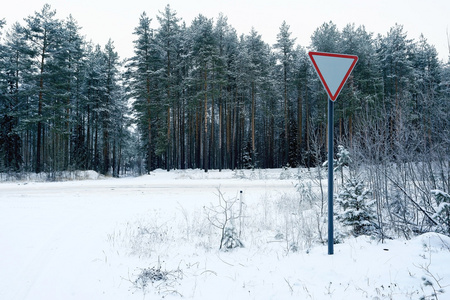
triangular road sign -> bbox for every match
[308,51,358,101]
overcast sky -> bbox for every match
[2,0,449,61]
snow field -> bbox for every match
[1,168,449,299]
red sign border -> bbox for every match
[308,51,358,101]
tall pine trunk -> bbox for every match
[36,42,46,174]
[297,93,303,164]
[203,67,209,172]
[283,63,289,166]
[251,81,256,168]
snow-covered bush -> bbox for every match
[134,266,169,289]
[221,227,244,251]
[132,264,183,296]
[336,178,377,237]
[204,189,245,251]
[431,190,450,236]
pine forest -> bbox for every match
[0,4,449,179]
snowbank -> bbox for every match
[0,170,101,182]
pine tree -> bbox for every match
[335,145,352,184]
[2,22,33,171]
[213,13,234,170]
[291,46,309,164]
[109,77,130,177]
[336,178,377,236]
[245,28,269,169]
[127,12,160,173]
[377,24,414,155]
[0,19,23,171]
[190,14,217,171]
[431,190,450,235]
[101,39,120,175]
[260,49,279,168]
[156,4,181,170]
[310,21,341,53]
[412,35,442,148]
[274,21,296,167]
[338,24,381,144]
[58,15,85,170]
[23,4,63,173]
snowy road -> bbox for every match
[0,173,294,299]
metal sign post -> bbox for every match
[308,51,358,255]
[327,97,334,255]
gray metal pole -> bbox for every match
[328,97,334,255]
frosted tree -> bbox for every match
[127,12,160,173]
[58,15,85,171]
[335,145,352,184]
[0,20,23,172]
[190,14,217,172]
[156,4,181,170]
[245,28,268,169]
[431,190,450,236]
[274,21,296,167]
[213,13,236,170]
[377,24,414,154]
[23,4,62,173]
[336,178,377,236]
[310,21,341,53]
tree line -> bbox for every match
[0,4,449,176]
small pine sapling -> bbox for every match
[335,145,352,185]
[204,188,244,251]
[431,190,450,236]
[221,227,244,250]
[336,178,377,236]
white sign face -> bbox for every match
[308,52,358,101]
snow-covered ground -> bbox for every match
[1,169,449,299]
